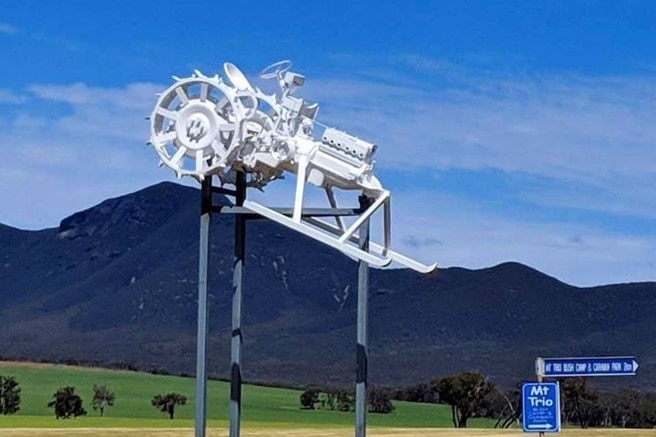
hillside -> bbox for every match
[1,182,655,388]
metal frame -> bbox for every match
[148,60,437,437]
[194,172,373,437]
[195,176,212,437]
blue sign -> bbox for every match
[538,357,639,377]
[522,382,561,433]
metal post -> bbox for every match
[536,357,544,437]
[195,176,212,437]
[230,171,247,437]
[355,196,371,437]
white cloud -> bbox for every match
[0,89,24,104]
[0,23,18,35]
[244,172,654,286]
[387,190,656,287]
[258,67,656,284]
[304,71,656,218]
[28,83,156,109]
[30,33,83,52]
[0,81,171,229]
[252,178,655,286]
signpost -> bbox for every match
[524,356,640,434]
[536,357,639,378]
[522,382,560,433]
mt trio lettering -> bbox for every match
[522,382,561,433]
[527,385,555,407]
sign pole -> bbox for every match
[355,196,371,437]
[536,358,544,437]
[230,171,247,437]
[522,357,560,434]
[195,176,212,437]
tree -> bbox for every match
[393,383,434,403]
[91,384,115,417]
[432,372,495,428]
[561,378,598,428]
[336,390,354,412]
[482,386,520,429]
[638,392,656,428]
[0,376,21,415]
[151,393,187,419]
[300,387,320,410]
[317,389,355,412]
[368,386,395,414]
[47,386,87,419]
[608,389,637,428]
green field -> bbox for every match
[0,362,491,429]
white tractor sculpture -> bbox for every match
[148,60,436,274]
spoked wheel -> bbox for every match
[149,73,244,179]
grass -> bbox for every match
[0,364,651,437]
[0,429,655,437]
[0,362,491,428]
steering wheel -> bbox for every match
[260,60,293,79]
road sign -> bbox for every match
[536,357,639,378]
[522,382,560,433]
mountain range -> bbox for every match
[1,182,654,389]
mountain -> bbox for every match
[1,182,655,389]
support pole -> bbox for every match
[230,171,247,437]
[538,373,544,437]
[536,357,544,437]
[195,176,212,437]
[355,196,371,437]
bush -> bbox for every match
[0,376,21,415]
[151,393,187,419]
[47,387,87,419]
[369,386,395,414]
[300,387,320,410]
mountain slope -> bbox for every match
[1,182,654,388]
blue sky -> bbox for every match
[1,0,655,286]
